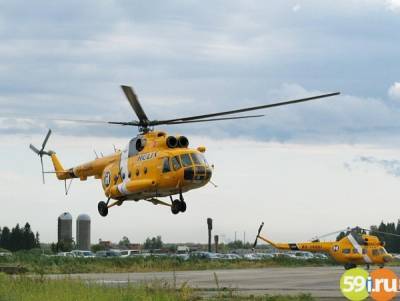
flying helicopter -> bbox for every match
[252,222,400,270]
[29,85,340,217]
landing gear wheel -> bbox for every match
[179,200,187,213]
[98,201,109,217]
[171,200,180,215]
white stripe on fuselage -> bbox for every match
[117,148,129,195]
[348,234,372,263]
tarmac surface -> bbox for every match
[48,266,400,299]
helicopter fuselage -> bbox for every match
[50,130,212,202]
[257,233,393,268]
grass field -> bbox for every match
[0,273,314,301]
[0,252,334,274]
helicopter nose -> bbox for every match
[183,165,212,182]
[383,255,393,263]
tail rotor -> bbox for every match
[29,129,52,184]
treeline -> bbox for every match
[370,221,400,253]
[0,223,40,252]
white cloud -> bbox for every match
[388,82,400,100]
[292,4,301,12]
[386,0,400,11]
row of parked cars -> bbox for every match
[56,249,329,260]
[189,251,328,261]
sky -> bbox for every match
[2,0,400,245]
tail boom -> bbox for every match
[50,152,119,181]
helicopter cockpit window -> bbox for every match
[162,158,171,173]
[190,153,201,165]
[380,247,387,254]
[342,249,350,254]
[171,156,181,170]
[199,153,208,165]
[372,249,379,256]
[352,249,359,254]
[362,248,367,254]
[128,138,139,157]
[180,154,192,167]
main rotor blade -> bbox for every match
[44,118,140,126]
[29,144,41,155]
[153,92,340,125]
[362,228,400,238]
[313,229,347,241]
[121,85,149,125]
[163,114,265,125]
[42,129,52,150]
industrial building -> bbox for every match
[76,214,91,250]
[57,212,72,243]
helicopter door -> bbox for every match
[159,157,177,189]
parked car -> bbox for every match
[190,251,221,260]
[119,250,140,258]
[243,253,263,260]
[289,251,314,260]
[56,252,74,257]
[221,253,242,260]
[129,252,151,258]
[71,250,95,258]
[313,253,329,260]
[258,253,274,259]
[95,250,120,258]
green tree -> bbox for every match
[143,236,163,250]
[22,223,36,250]
[9,224,22,251]
[35,232,40,248]
[0,227,10,250]
[91,244,106,253]
[118,236,131,248]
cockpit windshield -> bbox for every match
[190,153,201,165]
[180,154,192,167]
[190,152,207,165]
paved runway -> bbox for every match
[49,266,400,299]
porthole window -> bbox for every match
[136,169,140,176]
[144,167,148,174]
[128,172,131,179]
[122,173,125,180]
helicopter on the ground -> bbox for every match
[252,222,399,269]
[30,85,339,217]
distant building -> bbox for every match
[76,214,91,250]
[99,239,111,249]
[58,212,72,243]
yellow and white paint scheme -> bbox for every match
[256,226,393,269]
[48,131,212,216]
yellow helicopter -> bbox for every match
[253,222,399,269]
[30,85,339,217]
